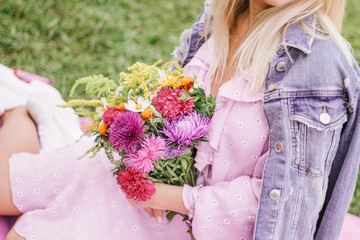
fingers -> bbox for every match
[143,208,163,224]
[121,189,163,224]
[153,209,163,219]
[153,209,164,224]
[144,208,155,218]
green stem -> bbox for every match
[154,163,165,172]
[146,176,163,183]
[188,226,196,240]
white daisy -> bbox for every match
[101,97,107,109]
[157,69,168,80]
[125,97,151,112]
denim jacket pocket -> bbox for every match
[289,96,347,178]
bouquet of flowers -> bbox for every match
[61,60,215,238]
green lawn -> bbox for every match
[343,0,360,62]
[0,0,204,99]
[1,0,360,216]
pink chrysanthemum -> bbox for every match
[152,87,194,120]
[102,107,127,126]
[116,168,155,201]
[109,112,147,152]
[124,134,166,172]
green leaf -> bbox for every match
[180,158,188,171]
[166,211,179,222]
[150,106,163,118]
[165,165,178,178]
[110,160,122,166]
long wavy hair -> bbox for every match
[209,0,350,93]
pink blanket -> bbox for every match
[339,213,360,240]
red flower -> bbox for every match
[116,168,156,201]
[102,107,126,126]
[152,88,194,120]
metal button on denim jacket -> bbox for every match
[174,5,360,240]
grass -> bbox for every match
[343,0,360,217]
[343,0,360,62]
[0,0,204,98]
[1,0,360,216]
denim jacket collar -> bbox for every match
[281,15,317,54]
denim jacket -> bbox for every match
[173,1,360,239]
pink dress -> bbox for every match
[9,38,269,240]
[182,37,269,239]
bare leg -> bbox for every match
[5,219,25,240]
[0,107,40,215]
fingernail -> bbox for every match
[157,216,163,224]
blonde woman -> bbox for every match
[1,0,360,239]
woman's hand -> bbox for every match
[125,197,164,222]
[143,208,164,223]
[125,197,163,222]
[124,182,189,221]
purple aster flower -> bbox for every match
[161,112,211,147]
[124,134,166,172]
[109,111,147,152]
[164,146,191,159]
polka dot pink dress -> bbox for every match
[10,140,190,240]
[182,37,269,239]
[9,38,269,240]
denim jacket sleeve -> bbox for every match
[172,0,212,67]
[315,55,360,239]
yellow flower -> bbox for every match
[58,99,103,108]
[157,75,179,88]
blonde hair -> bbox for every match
[209,0,351,93]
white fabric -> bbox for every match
[0,85,26,113]
[0,64,31,97]
[27,92,83,153]
[0,63,83,152]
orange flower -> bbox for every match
[173,77,194,91]
[141,108,154,121]
[98,122,108,136]
[118,102,126,110]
